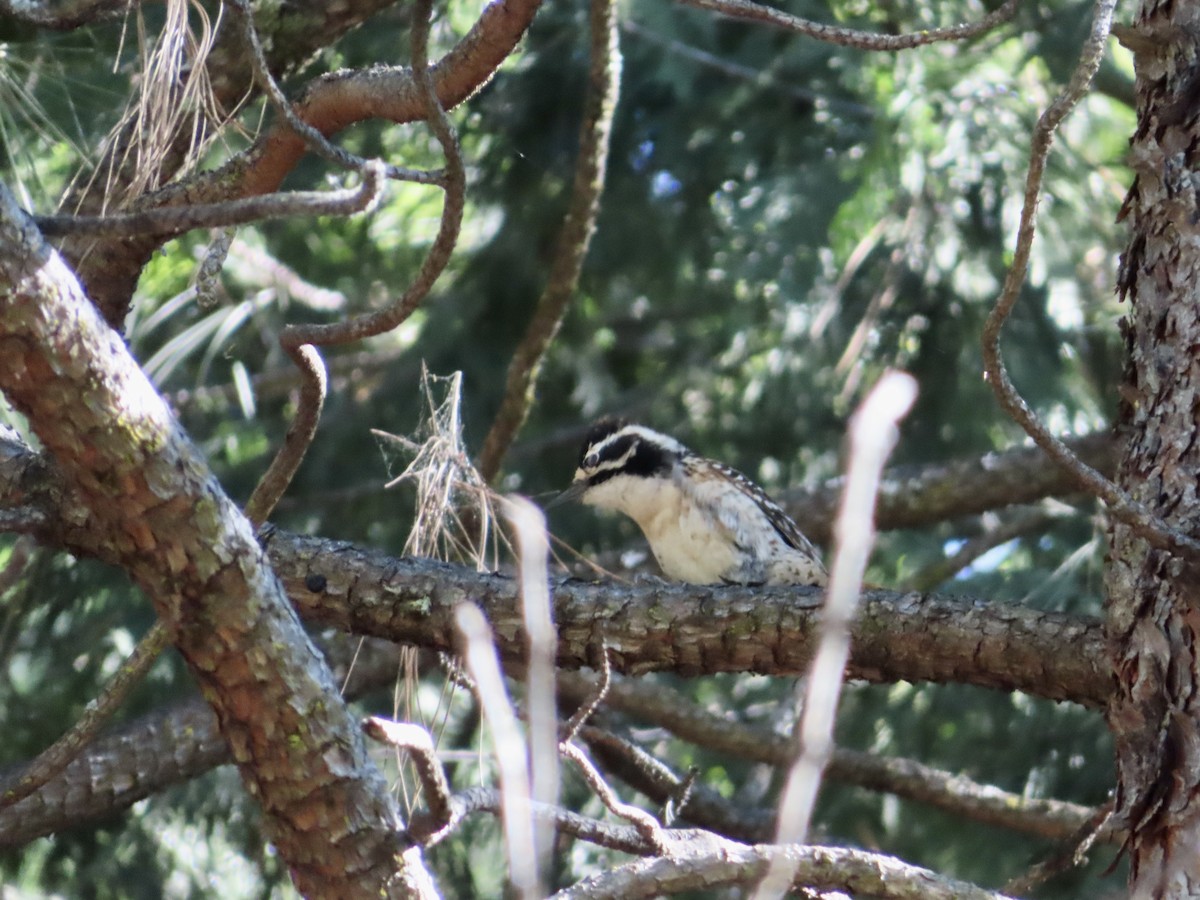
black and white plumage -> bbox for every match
[550,418,827,586]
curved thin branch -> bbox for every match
[277,39,466,351]
[477,0,622,482]
[979,0,1200,561]
[563,643,612,743]
[676,0,1017,51]
[242,343,327,525]
[0,619,170,812]
[581,724,775,842]
[248,0,466,523]
[362,717,454,838]
[1003,803,1115,895]
[622,20,875,117]
[61,0,542,326]
[429,785,657,853]
[561,740,669,852]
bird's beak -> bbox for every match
[545,480,588,510]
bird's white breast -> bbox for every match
[582,472,740,583]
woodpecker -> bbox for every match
[550,418,826,586]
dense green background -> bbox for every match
[1,0,1128,895]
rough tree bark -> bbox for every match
[1109,3,1200,895]
[0,189,434,897]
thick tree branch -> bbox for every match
[267,529,1110,707]
[66,0,543,325]
[783,431,1115,544]
[0,620,170,811]
[0,699,227,848]
[0,0,137,29]
[0,431,1112,707]
[1106,0,1200,890]
[0,638,407,848]
[0,187,427,897]
[980,0,1200,563]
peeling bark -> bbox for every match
[1110,4,1200,894]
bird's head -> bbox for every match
[547,417,687,512]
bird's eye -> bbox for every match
[584,453,599,469]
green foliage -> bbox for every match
[0,0,1137,894]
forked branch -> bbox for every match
[228,0,443,187]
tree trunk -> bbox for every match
[1109,5,1200,895]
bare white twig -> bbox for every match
[505,496,560,886]
[754,370,918,900]
[455,603,540,899]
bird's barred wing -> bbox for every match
[686,456,823,558]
